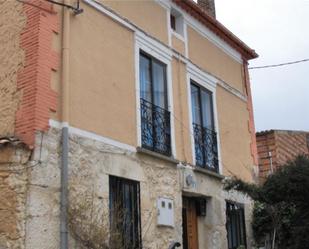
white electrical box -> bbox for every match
[157,197,174,227]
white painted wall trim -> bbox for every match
[184,14,243,64]
[186,73,196,166]
[134,35,142,148]
[172,30,185,42]
[166,7,172,47]
[49,119,137,152]
[212,89,223,174]
[184,22,189,58]
[83,0,134,31]
[186,69,222,174]
[135,32,172,63]
[187,63,217,91]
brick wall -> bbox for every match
[15,0,59,147]
[256,130,309,182]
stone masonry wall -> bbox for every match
[24,128,61,249]
[67,132,183,249]
[24,126,182,249]
[23,125,254,249]
[0,144,31,249]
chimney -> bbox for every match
[197,0,216,18]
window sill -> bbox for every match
[171,30,185,42]
[193,166,225,180]
[136,147,179,165]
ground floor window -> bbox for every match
[109,176,142,249]
[226,202,247,249]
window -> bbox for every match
[170,14,176,31]
[190,81,218,171]
[170,9,184,36]
[226,202,247,249]
[109,176,142,249]
[139,52,171,156]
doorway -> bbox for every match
[182,197,199,249]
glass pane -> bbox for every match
[140,55,151,102]
[201,89,214,129]
[152,61,166,109]
[191,85,201,125]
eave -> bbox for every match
[173,0,258,60]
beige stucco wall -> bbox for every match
[0,1,26,136]
[172,35,186,56]
[69,4,137,146]
[101,0,169,45]
[172,58,193,164]
[49,1,254,182]
[187,27,245,94]
[216,86,254,182]
[50,5,63,122]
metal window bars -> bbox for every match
[193,123,218,172]
[140,98,171,156]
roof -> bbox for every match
[256,129,309,136]
[173,0,258,60]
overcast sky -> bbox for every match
[215,0,309,132]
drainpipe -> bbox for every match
[60,1,70,248]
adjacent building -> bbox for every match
[256,129,309,182]
[0,0,259,248]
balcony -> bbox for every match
[140,98,171,156]
[193,123,218,172]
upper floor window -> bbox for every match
[170,9,184,36]
[140,52,171,156]
[226,202,247,249]
[170,14,176,31]
[191,82,218,171]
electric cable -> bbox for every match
[249,58,309,69]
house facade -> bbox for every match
[0,0,258,249]
[256,130,309,182]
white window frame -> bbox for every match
[186,63,222,174]
[135,32,176,158]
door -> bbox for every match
[183,197,199,249]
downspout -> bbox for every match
[60,1,70,248]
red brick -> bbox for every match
[15,0,59,147]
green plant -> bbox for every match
[224,155,309,249]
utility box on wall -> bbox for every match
[157,197,174,227]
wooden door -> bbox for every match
[183,197,199,249]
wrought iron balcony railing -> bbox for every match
[193,123,219,172]
[140,98,171,156]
